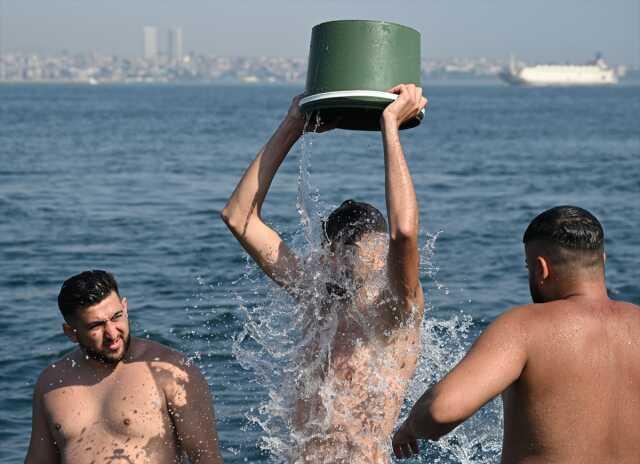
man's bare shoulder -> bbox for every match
[461,306,534,357]
[34,349,85,395]
[499,299,640,351]
[604,299,640,329]
[611,299,640,313]
[504,299,593,324]
[526,297,640,323]
[130,338,205,394]
[477,304,553,356]
[131,337,188,363]
[490,304,538,329]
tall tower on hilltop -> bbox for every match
[143,26,158,60]
[167,28,183,63]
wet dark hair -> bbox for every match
[523,206,604,269]
[323,199,387,246]
[523,206,604,249]
[58,270,120,322]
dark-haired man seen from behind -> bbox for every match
[25,270,223,464]
[393,206,640,462]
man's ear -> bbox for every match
[122,297,128,317]
[536,256,551,281]
[63,323,78,343]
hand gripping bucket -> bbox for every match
[300,20,424,131]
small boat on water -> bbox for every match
[499,53,618,86]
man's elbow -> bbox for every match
[220,206,232,227]
[390,225,418,245]
[220,206,243,234]
[389,216,419,242]
[425,395,467,440]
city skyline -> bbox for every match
[0,1,638,66]
[142,26,183,62]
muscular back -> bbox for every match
[503,299,640,463]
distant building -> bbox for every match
[167,28,183,63]
[143,26,158,60]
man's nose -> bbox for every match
[104,321,119,340]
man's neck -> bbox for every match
[550,279,609,303]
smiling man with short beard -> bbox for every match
[25,270,224,464]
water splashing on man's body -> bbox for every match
[222,85,428,463]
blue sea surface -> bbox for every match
[0,83,638,462]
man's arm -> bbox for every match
[164,360,224,463]
[25,376,60,463]
[380,84,427,313]
[392,306,530,459]
[221,97,306,291]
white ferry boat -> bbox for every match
[499,54,618,86]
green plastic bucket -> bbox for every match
[300,20,423,131]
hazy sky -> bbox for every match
[2,0,639,65]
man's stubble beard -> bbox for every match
[81,333,132,365]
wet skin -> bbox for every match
[394,242,640,463]
[500,297,640,463]
[25,292,223,464]
[293,236,424,463]
[221,84,427,463]
[294,290,423,464]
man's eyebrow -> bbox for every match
[87,310,124,325]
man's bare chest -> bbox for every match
[44,368,170,448]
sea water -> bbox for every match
[1,83,638,463]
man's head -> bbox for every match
[322,199,388,277]
[58,270,130,364]
[523,206,605,303]
[323,200,387,247]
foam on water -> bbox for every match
[231,119,502,463]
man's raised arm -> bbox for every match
[221,96,306,290]
[392,306,530,459]
[380,84,427,312]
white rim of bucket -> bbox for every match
[300,90,397,106]
[300,90,425,118]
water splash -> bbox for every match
[399,232,503,463]
[232,120,335,461]
[294,114,328,249]
[231,117,503,463]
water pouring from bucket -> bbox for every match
[222,81,428,462]
[300,20,426,131]
[220,20,502,463]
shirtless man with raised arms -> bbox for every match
[25,270,223,463]
[393,206,640,463]
[222,84,427,463]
